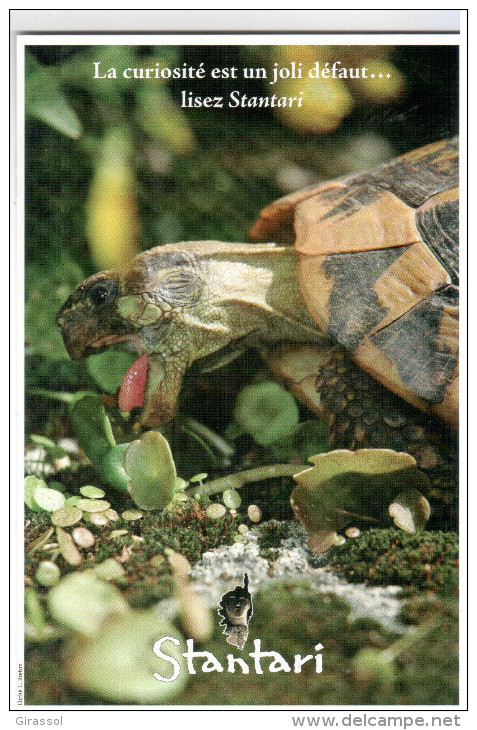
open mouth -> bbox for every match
[88,334,166,422]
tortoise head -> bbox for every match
[57,240,313,426]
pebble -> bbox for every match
[72,526,95,548]
[247,505,262,523]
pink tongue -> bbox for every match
[118,354,148,412]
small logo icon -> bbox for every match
[218,574,253,650]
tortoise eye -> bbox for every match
[87,280,119,308]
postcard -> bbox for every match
[13,8,468,725]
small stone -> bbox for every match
[109,529,129,539]
[345,527,360,538]
[72,526,95,548]
[238,523,249,534]
[247,505,262,523]
[103,509,120,521]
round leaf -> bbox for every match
[63,611,188,703]
[51,505,83,527]
[124,431,176,510]
[47,572,129,636]
[25,476,47,511]
[99,442,130,493]
[32,485,65,513]
[234,381,299,446]
[77,499,110,513]
[80,485,106,499]
[291,449,432,546]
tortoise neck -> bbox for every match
[205,245,323,344]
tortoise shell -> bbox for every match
[249,138,459,428]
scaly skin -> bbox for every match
[58,239,458,516]
[57,240,325,426]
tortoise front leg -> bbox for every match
[264,343,458,529]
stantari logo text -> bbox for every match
[152,637,324,681]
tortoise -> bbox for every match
[57,137,458,501]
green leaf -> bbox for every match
[31,485,66,513]
[234,381,300,446]
[51,505,83,527]
[25,588,47,632]
[62,610,188,703]
[25,475,46,511]
[124,431,177,510]
[71,394,116,465]
[80,485,106,499]
[270,420,330,461]
[94,558,126,582]
[98,442,130,494]
[29,435,67,459]
[86,350,137,394]
[35,561,61,588]
[25,51,83,139]
[291,449,432,552]
[47,572,129,636]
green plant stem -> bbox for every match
[177,415,235,462]
[187,463,305,498]
[26,388,75,404]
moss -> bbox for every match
[256,519,292,558]
[177,578,458,705]
[25,499,239,607]
[400,594,458,626]
[329,528,458,595]
[24,576,459,706]
[238,476,296,521]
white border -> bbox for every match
[12,20,468,725]
[10,9,460,33]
